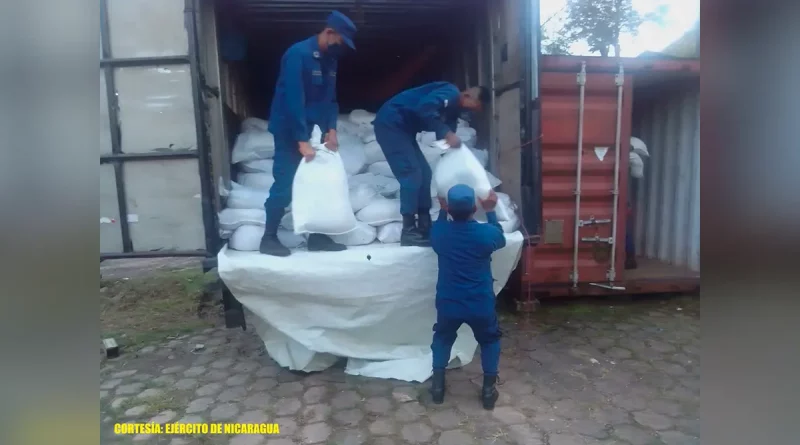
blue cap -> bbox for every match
[447,184,476,213]
[326,11,357,50]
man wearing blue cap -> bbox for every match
[259,11,358,257]
[373,83,490,247]
[429,185,506,410]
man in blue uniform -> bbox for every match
[259,11,358,257]
[372,83,490,247]
[429,184,506,410]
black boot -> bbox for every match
[259,213,290,257]
[307,234,347,252]
[430,369,446,404]
[417,211,432,241]
[481,375,499,410]
[400,214,430,247]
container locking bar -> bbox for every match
[581,236,614,244]
[578,217,611,227]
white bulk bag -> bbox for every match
[349,109,376,125]
[380,179,401,198]
[377,222,403,244]
[630,152,645,179]
[232,131,276,164]
[470,147,489,168]
[421,143,446,171]
[364,140,386,164]
[361,132,377,144]
[336,116,361,136]
[229,225,305,251]
[337,134,367,176]
[368,161,395,178]
[280,212,294,231]
[331,222,377,246]
[433,143,493,200]
[457,118,469,128]
[349,183,379,212]
[218,208,265,231]
[630,136,650,158]
[349,173,398,197]
[226,182,269,210]
[239,172,275,190]
[240,159,274,174]
[486,170,502,189]
[418,132,437,146]
[292,145,358,235]
[241,117,268,133]
[356,197,402,226]
[456,127,478,147]
[278,229,307,248]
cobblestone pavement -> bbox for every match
[101,296,699,445]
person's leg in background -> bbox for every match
[468,310,502,410]
[430,313,463,404]
[414,141,434,241]
[374,123,429,247]
[260,134,302,257]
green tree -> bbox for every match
[564,0,644,57]
[542,25,573,55]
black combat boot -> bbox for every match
[400,214,430,247]
[417,211,432,241]
[481,375,499,410]
[307,234,347,252]
[430,369,446,404]
[259,213,290,257]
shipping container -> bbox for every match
[99,0,700,326]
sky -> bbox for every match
[540,0,700,56]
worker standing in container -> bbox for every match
[372,83,489,247]
[259,11,358,257]
[429,184,506,410]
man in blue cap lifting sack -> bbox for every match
[259,11,358,257]
[429,184,506,409]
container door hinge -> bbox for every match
[614,65,625,86]
[577,70,586,86]
[578,216,611,227]
[581,236,614,244]
[590,282,626,291]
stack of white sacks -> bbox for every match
[219,111,521,251]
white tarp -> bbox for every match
[218,231,525,382]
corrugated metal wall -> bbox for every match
[633,85,700,272]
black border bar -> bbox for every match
[100,150,199,163]
[100,55,190,68]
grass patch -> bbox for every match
[100,268,219,349]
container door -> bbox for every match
[99,0,216,259]
[536,61,632,288]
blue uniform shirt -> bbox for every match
[268,36,339,142]
[373,82,462,139]
[430,210,507,307]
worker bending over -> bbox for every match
[259,11,358,257]
[429,184,506,410]
[372,83,489,247]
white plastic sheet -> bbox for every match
[217,231,525,382]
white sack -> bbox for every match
[227,182,269,210]
[349,173,398,197]
[630,152,645,179]
[349,109,376,125]
[356,197,402,226]
[457,118,470,128]
[331,222,377,246]
[232,131,276,164]
[239,172,275,190]
[377,222,403,244]
[229,225,305,251]
[217,231,526,381]
[470,147,489,168]
[292,146,358,236]
[364,140,386,164]
[278,229,307,248]
[349,183,379,212]
[220,228,233,239]
[486,170,502,189]
[241,117,268,133]
[218,208,265,231]
[421,143,446,171]
[368,161,395,178]
[456,127,477,147]
[361,132,377,144]
[433,143,493,200]
[630,136,650,158]
[380,179,401,198]
[336,116,361,136]
[337,133,367,176]
[280,212,293,231]
[240,159,274,174]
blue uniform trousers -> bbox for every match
[264,133,303,231]
[373,123,432,215]
[431,301,501,376]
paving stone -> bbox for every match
[570,419,609,439]
[210,358,235,369]
[301,404,332,424]
[264,440,293,445]
[439,429,475,445]
[274,381,305,397]
[243,393,271,409]
[401,422,434,443]
[250,378,278,391]
[112,370,138,378]
[395,402,427,423]
[392,386,419,403]
[333,408,365,426]
[331,428,368,445]
[430,409,463,429]
[176,414,204,424]
[365,396,392,414]
[110,397,129,410]
[633,410,674,430]
[659,430,700,445]
[612,424,655,445]
[196,382,224,397]
[235,409,269,424]
[170,438,191,445]
[302,422,332,443]
[372,438,397,445]
[149,410,177,424]
[218,386,248,403]
[255,365,281,378]
[610,394,648,411]
[186,397,214,413]
[532,414,570,433]
[183,366,206,378]
[303,386,327,404]
[491,406,527,425]
[206,369,231,381]
[137,388,164,399]
[605,347,632,360]
[332,390,362,409]
[152,375,177,386]
[115,383,145,395]
[100,390,109,400]
[274,397,302,416]
[226,374,249,386]
[369,418,396,435]
[174,378,199,390]
[139,346,156,354]
[233,360,259,373]
[548,433,587,445]
[161,365,184,374]
[124,405,148,417]
[646,339,675,353]
[101,379,123,390]
[210,403,240,421]
[133,433,154,442]
[229,435,265,445]
[358,381,392,396]
[506,424,545,445]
